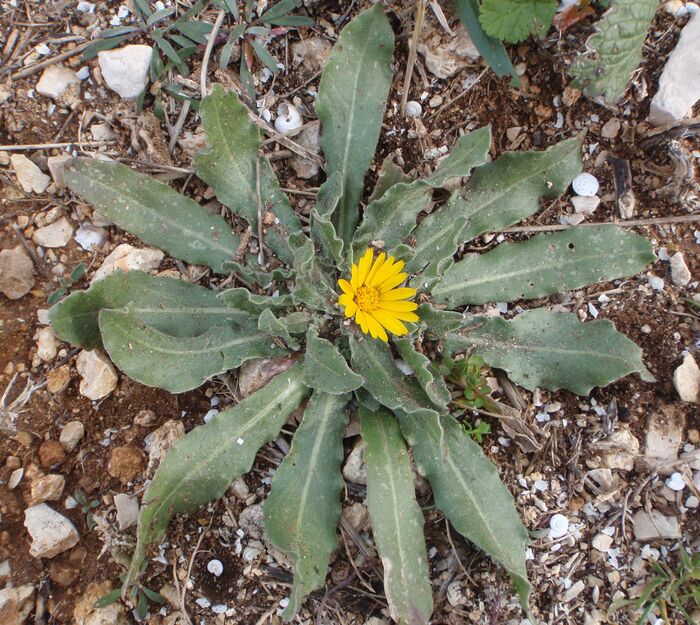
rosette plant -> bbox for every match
[48,5,655,623]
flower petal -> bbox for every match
[370,255,398,286]
[343,300,357,317]
[378,272,408,293]
[365,252,386,287]
[356,248,374,287]
[338,279,354,296]
[378,300,418,312]
[380,287,416,301]
[366,313,389,342]
[388,310,420,323]
[350,264,359,291]
[374,311,408,336]
[355,309,370,335]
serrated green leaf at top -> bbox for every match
[479,0,557,43]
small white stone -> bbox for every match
[666,472,686,491]
[592,533,613,553]
[548,513,569,539]
[572,173,600,197]
[674,353,700,403]
[600,118,621,139]
[114,493,139,530]
[77,1,95,12]
[98,45,153,99]
[274,102,303,135]
[33,216,73,248]
[76,66,90,80]
[59,421,85,452]
[686,495,699,508]
[405,100,422,117]
[207,559,224,577]
[11,154,51,194]
[342,440,367,485]
[195,597,211,608]
[75,224,109,251]
[561,580,585,602]
[8,468,23,489]
[90,122,117,142]
[571,195,600,215]
[36,65,80,102]
[76,349,118,400]
[36,326,59,362]
[47,154,72,189]
[92,243,164,283]
[670,252,691,286]
[24,503,79,558]
[648,275,665,291]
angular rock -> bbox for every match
[35,326,59,362]
[417,24,479,79]
[47,154,72,189]
[229,477,249,500]
[10,154,50,194]
[74,581,128,625]
[670,252,691,286]
[98,45,153,99]
[649,12,700,125]
[591,533,613,553]
[47,365,71,394]
[342,439,367,485]
[145,419,185,476]
[290,121,321,179]
[36,65,80,105]
[600,118,621,139]
[49,545,86,587]
[342,501,369,532]
[0,584,35,625]
[108,444,145,484]
[114,493,139,530]
[76,349,118,400]
[90,123,117,142]
[59,421,85,452]
[589,426,639,471]
[30,473,66,504]
[632,510,679,541]
[238,357,296,398]
[571,195,600,215]
[674,353,700,403]
[91,243,163,283]
[291,37,332,71]
[641,405,684,474]
[75,224,109,251]
[24,503,79,558]
[0,246,35,299]
[39,440,66,468]
[32,216,73,248]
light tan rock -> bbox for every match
[145,419,185,476]
[30,473,66,504]
[74,581,128,625]
[32,216,73,248]
[670,252,691,286]
[10,154,50,194]
[59,421,84,452]
[76,349,118,400]
[641,405,685,474]
[291,37,332,71]
[674,353,700,403]
[632,510,679,541]
[417,24,480,79]
[108,445,144,484]
[342,439,367,485]
[590,426,639,471]
[24,503,79,558]
[47,365,71,394]
[114,493,139,530]
[35,326,59,362]
[91,243,163,283]
[0,584,35,625]
[47,154,72,189]
[36,65,80,105]
[0,246,35,299]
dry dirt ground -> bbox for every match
[0,1,699,625]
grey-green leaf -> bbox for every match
[257,309,308,351]
[304,328,363,394]
[125,363,308,588]
[289,233,337,313]
[49,270,250,349]
[264,391,348,618]
[317,4,394,245]
[445,309,654,394]
[218,288,293,315]
[393,337,451,409]
[99,310,284,393]
[397,410,530,611]
[407,137,582,281]
[416,304,465,338]
[369,155,412,204]
[569,0,658,103]
[360,407,433,625]
[349,335,437,415]
[63,158,239,273]
[311,172,344,268]
[433,225,656,306]
[195,85,300,264]
[426,126,492,187]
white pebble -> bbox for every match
[648,276,665,291]
[203,409,219,423]
[548,513,569,539]
[195,597,211,608]
[572,173,600,197]
[588,302,599,318]
[405,101,422,117]
[207,558,224,576]
[274,103,303,134]
[665,472,686,491]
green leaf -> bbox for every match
[99,309,285,393]
[317,4,394,245]
[397,410,531,612]
[454,0,519,81]
[264,391,348,618]
[257,309,308,351]
[433,225,655,306]
[251,40,280,73]
[259,0,303,21]
[368,155,412,204]
[393,338,451,410]
[49,271,251,349]
[407,137,582,282]
[63,159,239,274]
[479,0,557,43]
[311,172,344,268]
[125,363,308,588]
[195,85,301,265]
[94,588,122,609]
[416,304,464,338]
[303,328,363,394]
[289,234,338,313]
[426,126,492,187]
[569,0,658,103]
[360,407,433,625]
[445,309,654,394]
[349,335,437,415]
[218,288,293,315]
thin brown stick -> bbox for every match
[400,0,427,115]
[501,214,700,233]
[255,156,265,266]
[0,140,115,151]
[200,9,226,97]
[9,40,93,80]
[433,67,488,120]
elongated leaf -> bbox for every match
[303,328,363,394]
[99,310,284,393]
[257,309,307,350]
[368,155,411,204]
[289,233,337,313]
[218,288,293,315]
[264,391,348,618]
[125,363,308,588]
[361,407,433,625]
[317,4,394,245]
[311,172,344,268]
[433,226,655,306]
[445,309,654,394]
[393,338,451,409]
[49,270,250,349]
[397,410,530,611]
[416,304,464,338]
[63,159,239,273]
[570,0,657,103]
[349,335,437,415]
[352,127,491,261]
[407,137,582,281]
[454,0,519,81]
[195,85,300,264]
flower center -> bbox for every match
[355,285,380,312]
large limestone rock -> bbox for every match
[0,246,35,299]
[98,45,153,99]
[10,154,50,194]
[24,504,79,558]
[76,350,118,400]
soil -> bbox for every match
[0,1,699,625]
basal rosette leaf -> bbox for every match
[63,158,239,274]
[393,337,451,410]
[445,309,655,394]
[125,363,309,589]
[303,328,363,394]
[311,172,345,269]
[264,391,349,619]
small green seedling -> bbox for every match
[74,488,100,530]
[47,262,85,306]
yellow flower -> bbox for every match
[337,248,419,342]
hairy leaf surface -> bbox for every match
[99,310,284,392]
[264,392,348,618]
[63,158,239,273]
[311,172,344,268]
[369,155,412,204]
[570,0,657,103]
[218,288,293,314]
[125,364,308,587]
[289,233,337,313]
[196,85,300,264]
[398,410,530,610]
[433,226,655,306]
[361,407,433,625]
[480,0,557,43]
[408,137,582,282]
[304,328,363,394]
[49,270,250,349]
[445,309,654,394]
[393,338,451,409]
[317,4,394,245]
